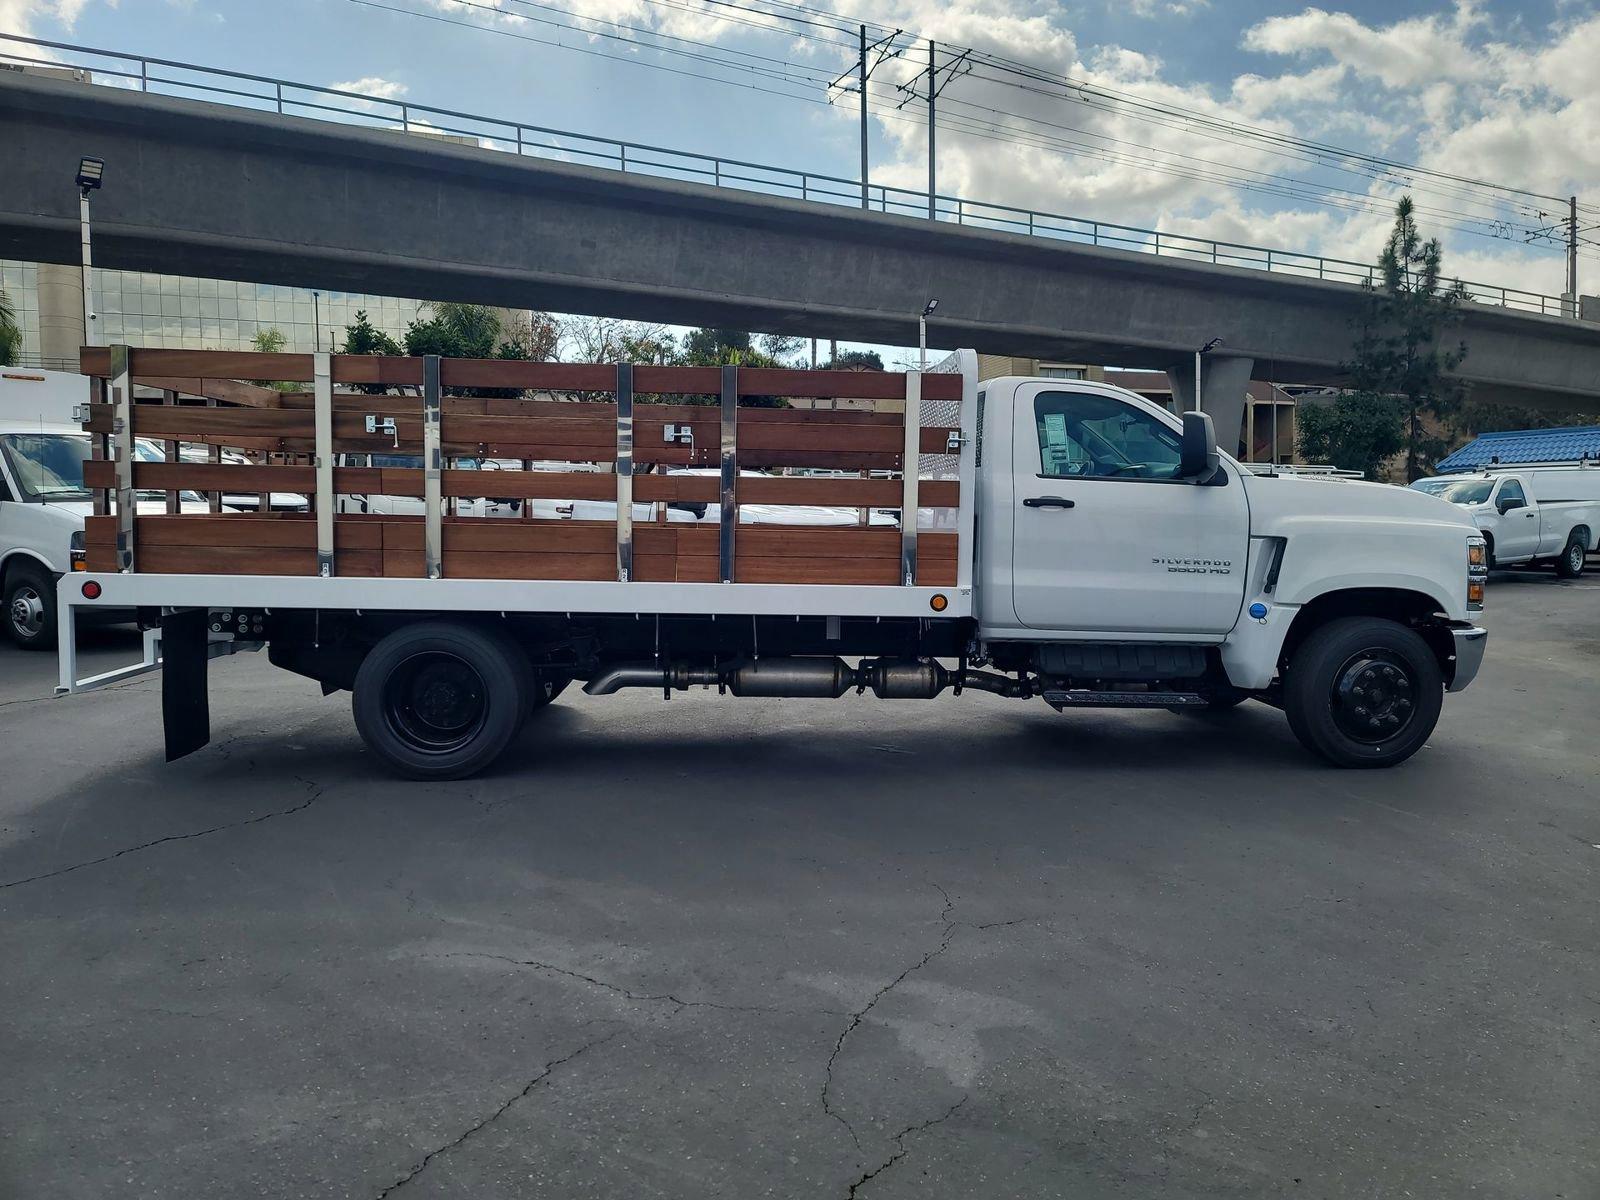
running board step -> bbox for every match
[1042,690,1206,710]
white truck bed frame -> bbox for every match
[56,351,981,694]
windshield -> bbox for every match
[0,433,94,501]
[1411,478,1493,505]
[0,433,204,503]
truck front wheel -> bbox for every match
[1283,616,1443,768]
[351,621,528,780]
[4,561,57,651]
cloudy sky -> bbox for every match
[4,0,1596,308]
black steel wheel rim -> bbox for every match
[1330,649,1419,745]
[382,651,489,754]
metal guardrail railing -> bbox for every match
[0,32,1578,321]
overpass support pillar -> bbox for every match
[1167,352,1253,459]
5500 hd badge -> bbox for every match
[1152,558,1234,575]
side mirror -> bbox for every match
[1178,411,1219,482]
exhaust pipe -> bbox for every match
[583,657,1028,700]
[583,663,719,696]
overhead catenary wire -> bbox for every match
[349,0,1583,258]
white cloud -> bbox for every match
[330,75,410,102]
[1242,1,1485,90]
[0,0,93,41]
[390,0,1592,300]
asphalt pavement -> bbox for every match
[1,573,1596,1199]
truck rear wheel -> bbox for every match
[352,621,528,781]
[1283,616,1443,769]
[1554,532,1587,579]
[4,561,57,652]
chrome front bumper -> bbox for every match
[1447,624,1488,693]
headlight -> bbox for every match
[70,529,87,571]
[1467,537,1487,611]
[70,530,85,552]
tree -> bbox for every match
[756,332,804,363]
[403,301,501,360]
[1295,392,1407,478]
[0,289,21,366]
[1303,196,1470,481]
[338,309,403,357]
[680,328,752,363]
[499,311,561,363]
[558,315,674,365]
[822,349,884,371]
[249,327,297,390]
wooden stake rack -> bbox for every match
[78,347,964,587]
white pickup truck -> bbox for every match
[1411,466,1600,577]
[58,348,1489,777]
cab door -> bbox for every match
[1010,385,1250,635]
[1490,478,1538,560]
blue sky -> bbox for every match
[4,0,1596,355]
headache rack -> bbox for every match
[71,344,975,600]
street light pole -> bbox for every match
[919,298,939,371]
[1569,195,1579,313]
[75,157,104,349]
[1193,336,1223,414]
[312,291,321,351]
[926,39,936,221]
[859,25,869,211]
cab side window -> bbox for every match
[1034,391,1184,481]
[1497,480,1526,510]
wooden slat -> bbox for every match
[82,348,966,401]
[97,515,956,585]
[90,458,958,511]
[82,347,316,383]
[137,545,385,576]
[142,376,283,408]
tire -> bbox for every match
[4,561,57,652]
[1554,532,1587,579]
[351,621,529,781]
[1282,616,1444,769]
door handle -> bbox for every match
[1023,495,1076,509]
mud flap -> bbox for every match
[162,608,211,762]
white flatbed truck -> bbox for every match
[57,346,1488,777]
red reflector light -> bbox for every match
[81,580,102,599]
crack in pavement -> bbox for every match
[373,1029,618,1198]
[447,951,845,1018]
[0,777,326,891]
[0,673,158,710]
[845,1095,969,1199]
[821,882,959,1152]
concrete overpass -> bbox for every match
[3,69,1599,443]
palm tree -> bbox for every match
[0,289,21,366]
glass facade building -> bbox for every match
[0,259,432,366]
[0,261,41,361]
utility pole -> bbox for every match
[927,39,936,220]
[1569,195,1579,312]
[859,25,869,210]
